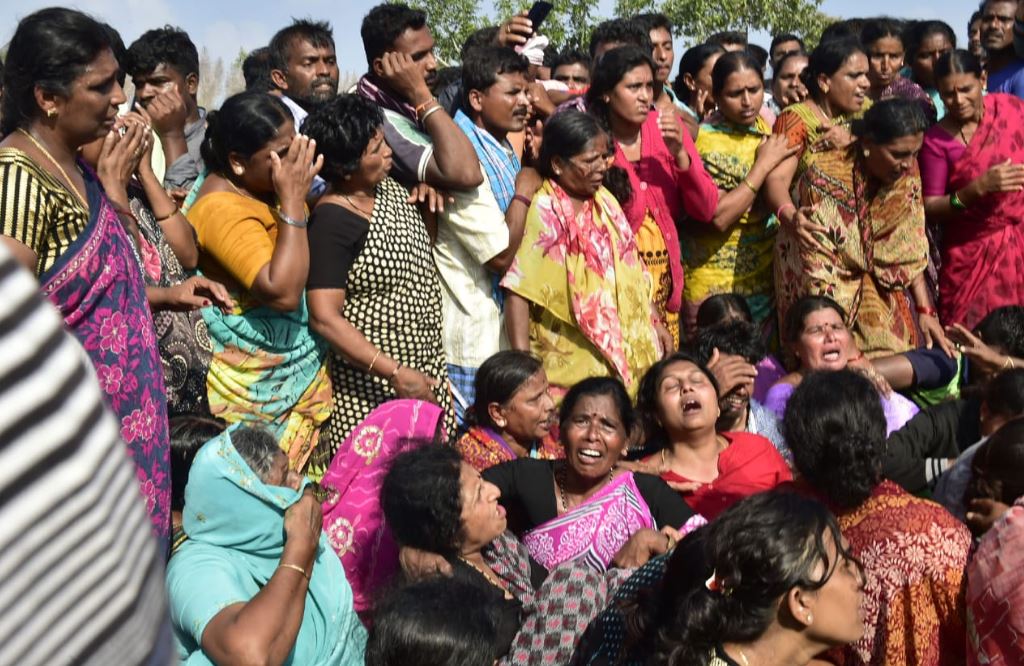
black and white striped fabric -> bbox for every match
[0,243,172,664]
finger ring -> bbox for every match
[956,343,964,352]
[506,24,511,33]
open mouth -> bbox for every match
[682,398,702,414]
[577,448,604,465]
[822,348,843,363]
[496,504,506,518]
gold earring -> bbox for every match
[46,108,57,118]
[554,169,562,176]
[233,166,244,176]
[863,148,871,157]
[806,613,813,624]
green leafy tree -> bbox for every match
[494,0,603,51]
[399,0,489,63]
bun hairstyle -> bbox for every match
[652,491,858,666]
[801,36,865,100]
[850,98,929,144]
[200,91,292,176]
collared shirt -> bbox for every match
[163,107,207,190]
[280,96,327,197]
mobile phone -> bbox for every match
[526,1,554,33]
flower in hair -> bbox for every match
[705,570,732,596]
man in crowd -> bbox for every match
[769,33,805,71]
[126,26,205,191]
[635,13,679,115]
[982,0,1024,97]
[243,46,280,94]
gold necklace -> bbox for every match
[17,128,88,208]
[556,463,613,513]
[225,178,258,201]
[341,193,374,218]
[458,555,513,599]
[737,646,751,666]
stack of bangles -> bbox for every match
[415,97,442,124]
[950,191,967,211]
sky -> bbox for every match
[1,0,975,77]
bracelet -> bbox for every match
[949,191,967,211]
[664,532,676,550]
[275,209,308,229]
[512,193,533,208]
[776,202,796,220]
[367,349,383,374]
[741,177,759,195]
[278,563,309,580]
[414,98,438,116]
[154,208,180,223]
[390,363,403,382]
[916,305,938,316]
[1005,356,1017,370]
[420,106,443,123]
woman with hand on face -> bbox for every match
[768,52,810,115]
[637,352,791,520]
[672,43,726,133]
[455,350,561,472]
[860,19,937,121]
[586,45,720,347]
[920,50,1024,330]
[302,94,455,471]
[0,8,172,546]
[682,51,798,336]
[502,111,664,400]
[188,91,332,477]
[775,99,953,362]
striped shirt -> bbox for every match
[0,243,172,664]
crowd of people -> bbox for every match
[2,2,1024,665]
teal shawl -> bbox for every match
[166,425,366,664]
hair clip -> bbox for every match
[705,570,732,596]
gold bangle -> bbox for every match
[390,363,403,382]
[367,349,383,374]
[154,208,180,223]
[741,177,759,195]
[1004,356,1017,370]
[278,563,309,580]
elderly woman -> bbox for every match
[637,352,791,520]
[188,92,331,476]
[502,111,664,400]
[783,370,970,666]
[586,45,720,345]
[302,94,455,474]
[775,99,952,360]
[455,350,561,471]
[920,51,1024,330]
[382,445,629,665]
[166,424,366,664]
[0,8,170,545]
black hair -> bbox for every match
[934,49,984,82]
[559,376,637,436]
[707,31,747,48]
[637,352,721,446]
[471,350,543,428]
[536,110,603,179]
[552,49,591,72]
[969,10,983,27]
[851,97,929,143]
[690,321,767,365]
[783,370,885,508]
[243,47,281,93]
[586,45,655,118]
[770,33,805,61]
[968,417,1024,507]
[975,306,1024,357]
[270,18,335,72]
[652,490,858,666]
[361,4,427,67]
[200,91,292,176]
[230,425,281,483]
[905,20,957,56]
[819,19,863,44]
[860,17,906,50]
[168,415,227,511]
[696,293,754,329]
[125,25,199,79]
[672,43,726,106]
[783,295,847,345]
[461,26,500,62]
[710,50,764,96]
[984,368,1024,419]
[366,576,507,666]
[633,13,673,34]
[1,7,113,135]
[775,51,810,76]
[589,18,652,59]
[301,94,384,183]
[461,46,528,94]
[803,36,866,100]
[382,446,465,558]
[99,23,128,87]
[745,44,769,71]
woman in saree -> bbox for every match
[860,19,936,121]
[455,350,561,472]
[502,111,666,401]
[481,377,697,573]
[775,98,953,359]
[585,45,720,346]
[319,399,443,619]
[920,50,1024,330]
[188,91,332,476]
[636,352,791,520]
[763,36,871,256]
[683,51,798,335]
[166,424,366,665]
[671,43,726,135]
[382,444,634,665]
[303,94,455,471]
[0,8,171,546]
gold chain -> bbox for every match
[17,129,88,208]
[458,556,513,599]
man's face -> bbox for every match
[391,26,439,91]
[133,63,196,108]
[473,72,530,135]
[649,27,675,85]
[982,0,1018,52]
[770,39,803,68]
[281,39,339,106]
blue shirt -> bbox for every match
[987,59,1024,99]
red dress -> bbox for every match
[646,431,792,520]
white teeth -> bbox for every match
[579,449,601,459]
